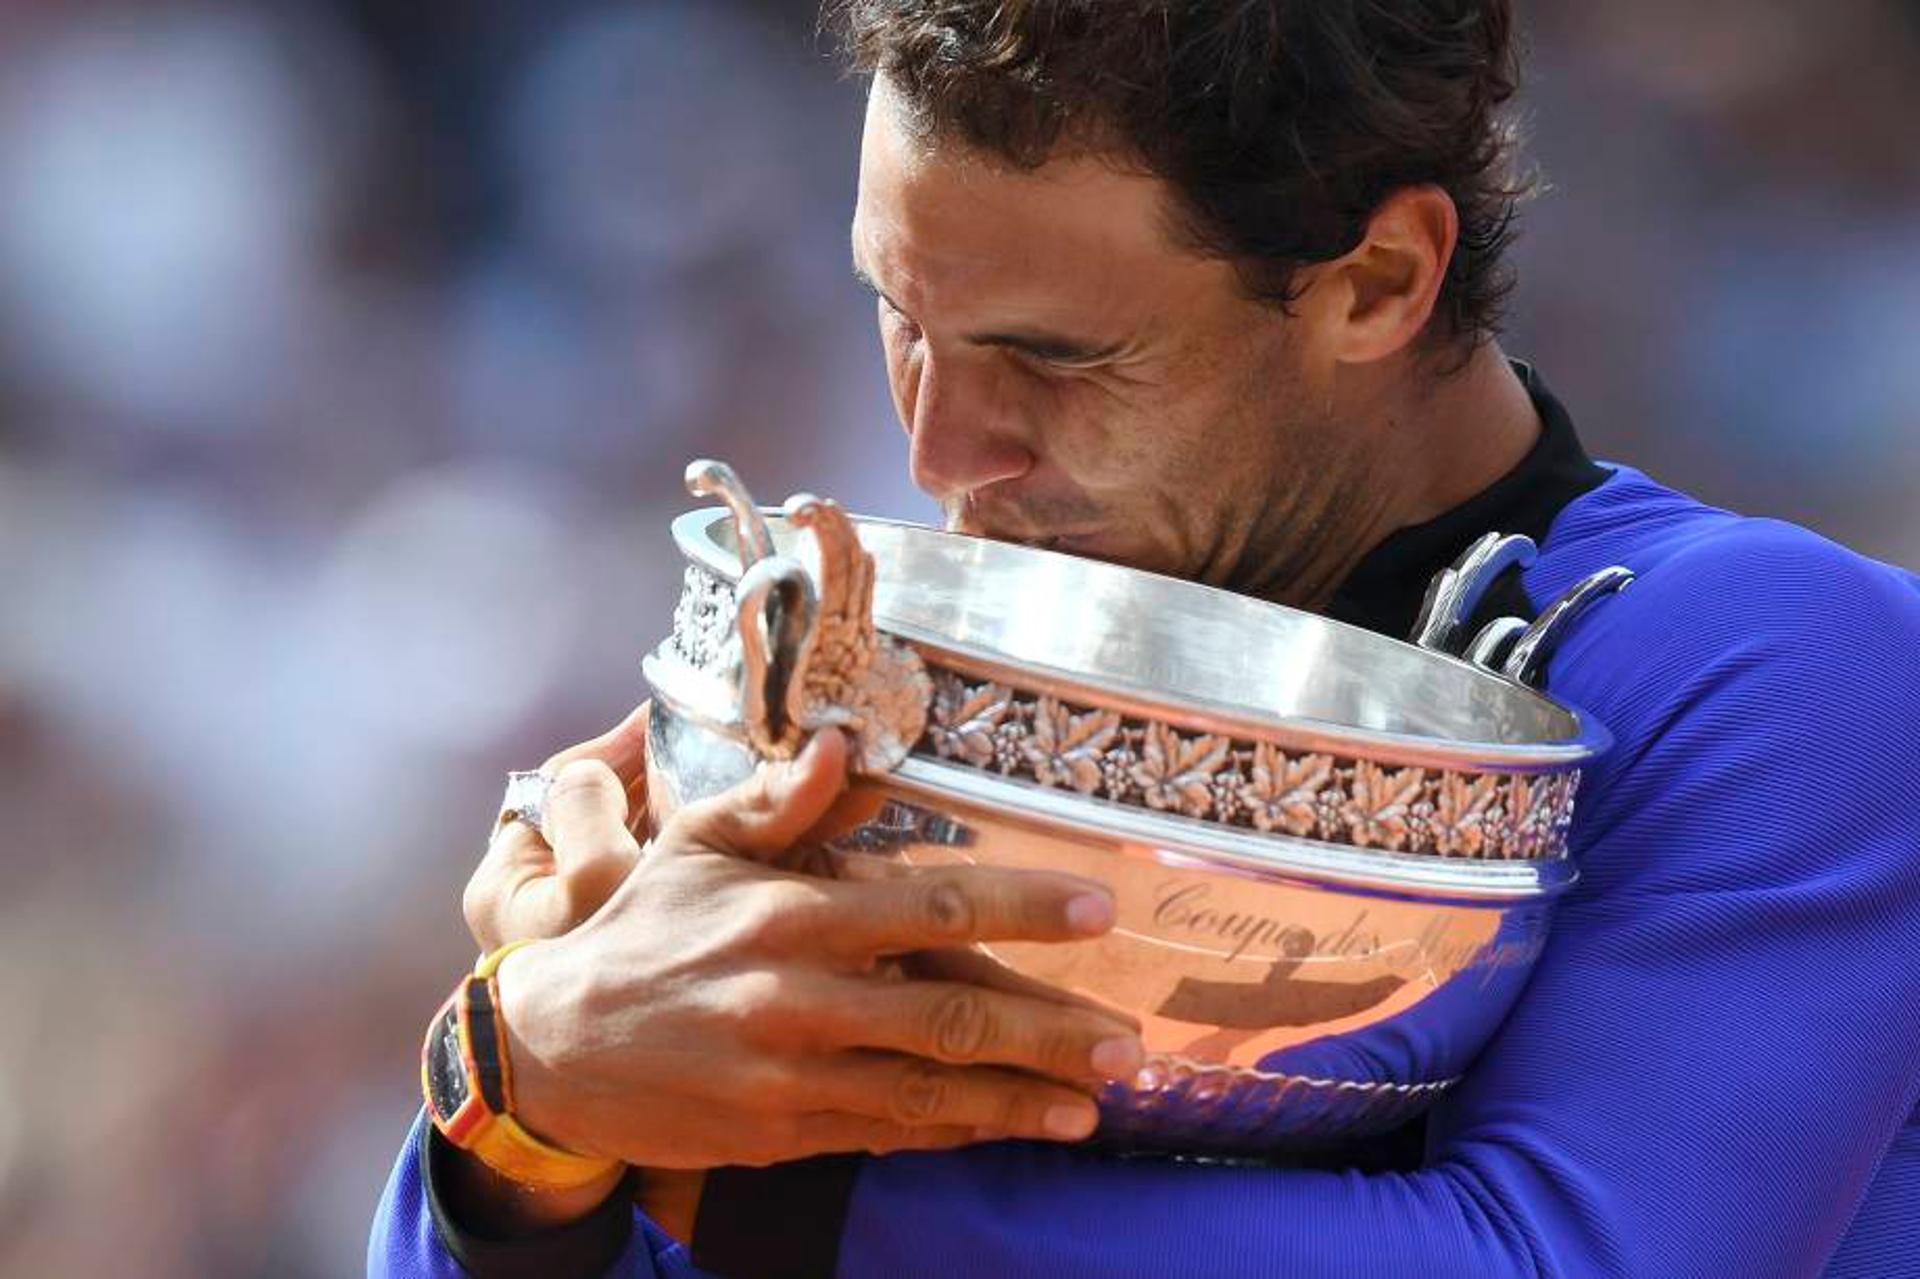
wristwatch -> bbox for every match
[421,941,622,1192]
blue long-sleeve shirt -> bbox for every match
[373,373,1920,1278]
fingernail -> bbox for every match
[1089,1036,1143,1080]
[1065,892,1114,935]
[1043,1102,1098,1141]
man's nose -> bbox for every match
[904,352,1035,501]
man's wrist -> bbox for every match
[423,1124,642,1279]
[437,1137,702,1250]
[637,1168,707,1244]
[437,1131,629,1236]
[492,942,607,1162]
[422,941,622,1198]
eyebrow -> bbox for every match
[851,261,1126,367]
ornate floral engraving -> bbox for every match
[1024,696,1121,793]
[1340,761,1428,851]
[1241,744,1335,838]
[1430,772,1502,858]
[662,571,1581,860]
[668,567,738,673]
[1549,773,1581,844]
[1132,721,1232,818]
[1208,766,1249,825]
[928,671,1014,769]
[1502,775,1545,859]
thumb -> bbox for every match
[665,729,850,864]
[541,759,644,925]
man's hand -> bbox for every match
[463,703,653,953]
[494,727,1142,1173]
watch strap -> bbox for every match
[423,940,624,1193]
[465,1108,620,1194]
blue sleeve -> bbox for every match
[834,528,1920,1278]
[368,1109,711,1279]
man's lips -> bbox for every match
[950,519,1090,548]
[1047,530,1129,561]
[943,498,1117,556]
[964,524,1119,559]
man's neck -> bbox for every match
[1254,343,1544,614]
[1317,360,1610,639]
[1392,342,1544,528]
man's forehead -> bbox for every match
[852,85,1200,319]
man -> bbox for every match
[373,2,1920,1275]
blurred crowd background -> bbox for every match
[0,1,1914,1274]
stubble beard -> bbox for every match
[1198,401,1394,610]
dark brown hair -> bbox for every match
[827,0,1529,351]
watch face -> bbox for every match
[426,1004,470,1122]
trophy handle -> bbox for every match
[1412,534,1634,689]
[736,555,818,759]
[1410,532,1539,655]
[682,459,931,773]
[1464,615,1529,672]
[1501,566,1636,687]
[686,458,778,566]
[780,494,932,773]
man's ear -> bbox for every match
[1318,185,1459,364]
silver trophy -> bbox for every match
[643,460,1631,1155]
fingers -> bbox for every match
[904,947,1143,1031]
[779,1114,982,1160]
[547,701,652,834]
[466,821,566,951]
[540,701,652,790]
[541,760,644,926]
[789,1054,1104,1144]
[808,977,1142,1088]
[807,866,1117,958]
[463,703,653,950]
[664,730,850,864]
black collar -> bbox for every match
[1323,363,1608,640]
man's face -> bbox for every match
[851,81,1377,596]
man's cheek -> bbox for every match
[886,351,919,434]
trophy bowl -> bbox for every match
[641,462,1625,1155]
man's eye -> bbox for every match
[1021,349,1102,374]
[881,302,923,344]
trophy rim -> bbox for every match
[670,505,1613,775]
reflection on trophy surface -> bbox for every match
[645,459,1631,1154]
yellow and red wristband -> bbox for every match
[422,940,622,1193]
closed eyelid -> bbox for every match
[852,263,899,310]
[977,333,1127,369]
[853,262,1121,366]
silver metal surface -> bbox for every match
[1466,615,1528,671]
[673,507,1609,773]
[683,460,775,565]
[642,465,1633,1154]
[498,769,553,836]
[1503,566,1636,686]
[1410,531,1539,655]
